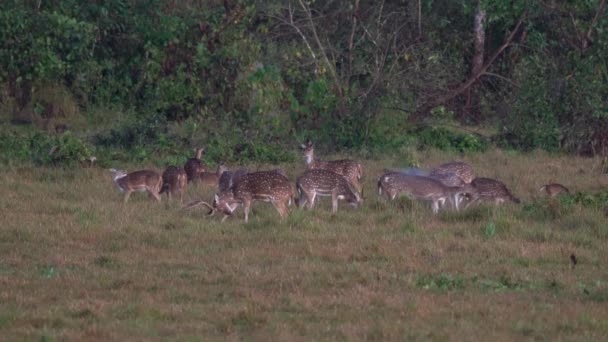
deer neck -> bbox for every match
[305,152,314,167]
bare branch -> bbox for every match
[414,14,527,120]
[481,72,520,88]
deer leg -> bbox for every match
[431,200,439,214]
[221,214,229,223]
[123,190,132,203]
[331,190,338,214]
[243,199,251,223]
[274,200,288,219]
[149,189,161,202]
[308,192,316,210]
[297,189,308,209]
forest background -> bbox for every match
[1,0,607,165]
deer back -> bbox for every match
[116,170,162,192]
[430,161,475,184]
[233,171,293,201]
[471,177,519,203]
[379,173,448,199]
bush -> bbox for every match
[0,127,93,165]
[414,126,489,153]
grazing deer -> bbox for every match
[296,169,361,214]
[539,183,570,197]
[429,161,475,185]
[465,177,520,208]
[377,172,476,214]
[210,170,294,223]
[300,140,363,195]
[218,168,249,192]
[110,169,162,203]
[159,166,187,203]
[199,163,228,188]
[184,147,206,183]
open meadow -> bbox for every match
[1,149,608,340]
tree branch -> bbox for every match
[413,14,526,121]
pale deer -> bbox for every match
[300,140,363,195]
[184,147,206,183]
[209,170,294,223]
[377,172,476,214]
[296,169,361,214]
[110,169,162,203]
[199,163,228,188]
[465,177,520,208]
[159,166,187,203]
[539,183,570,197]
[218,168,249,192]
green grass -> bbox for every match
[1,149,608,340]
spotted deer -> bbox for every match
[429,161,475,185]
[465,177,520,208]
[296,169,361,214]
[159,166,187,203]
[199,163,228,188]
[377,172,476,214]
[300,140,363,195]
[184,147,207,183]
[539,183,570,197]
[110,169,162,203]
[193,170,294,223]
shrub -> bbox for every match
[0,127,93,165]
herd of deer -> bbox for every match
[109,140,570,223]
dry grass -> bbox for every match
[1,149,608,340]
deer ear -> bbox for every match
[300,144,307,149]
[214,194,219,202]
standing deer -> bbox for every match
[210,170,294,223]
[466,177,520,207]
[199,163,228,189]
[377,172,476,213]
[110,169,162,203]
[159,166,187,203]
[184,147,206,183]
[300,140,363,195]
[296,169,361,213]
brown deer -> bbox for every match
[429,161,475,185]
[199,163,228,188]
[465,177,520,208]
[300,140,363,195]
[159,166,187,203]
[184,147,206,183]
[110,169,162,203]
[377,172,476,213]
[296,169,361,214]
[209,170,294,223]
[539,183,570,197]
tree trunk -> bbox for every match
[465,1,486,121]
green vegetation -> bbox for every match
[1,1,607,160]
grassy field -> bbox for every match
[1,149,608,340]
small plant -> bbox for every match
[485,221,496,238]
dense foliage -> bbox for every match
[1,0,607,163]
